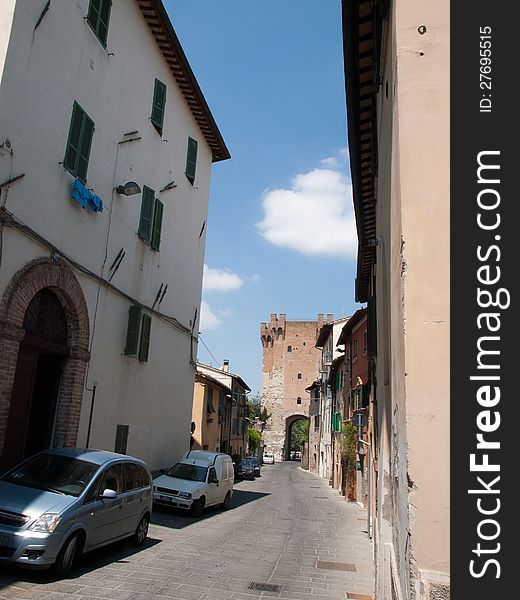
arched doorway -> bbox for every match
[284,414,309,461]
[0,258,90,471]
[1,290,68,467]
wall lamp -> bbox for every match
[116,181,141,196]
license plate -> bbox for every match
[159,495,173,502]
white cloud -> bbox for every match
[203,264,244,292]
[320,156,340,168]
[256,165,357,258]
[199,300,222,330]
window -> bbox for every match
[206,388,216,414]
[353,339,358,359]
[100,463,123,494]
[124,305,152,362]
[297,373,302,379]
[86,0,112,46]
[363,330,367,354]
[123,463,148,491]
[84,474,103,503]
[114,425,129,454]
[151,79,167,134]
[64,102,94,183]
[185,137,198,184]
[138,186,164,250]
[287,345,292,352]
[297,397,302,405]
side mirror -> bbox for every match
[100,489,117,500]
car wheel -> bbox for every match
[191,497,205,517]
[221,491,231,510]
[53,533,80,578]
[134,514,149,547]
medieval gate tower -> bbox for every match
[260,313,332,461]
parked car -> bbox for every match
[153,450,234,516]
[295,451,302,460]
[236,458,255,480]
[249,456,261,477]
[0,448,152,577]
[263,451,275,464]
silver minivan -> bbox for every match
[0,448,152,576]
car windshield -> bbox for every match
[1,453,99,497]
[166,462,208,482]
[241,459,254,466]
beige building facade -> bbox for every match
[343,1,449,599]
[196,361,250,458]
[260,314,325,461]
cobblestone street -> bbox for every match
[0,462,374,600]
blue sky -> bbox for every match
[166,0,359,395]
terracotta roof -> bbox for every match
[136,0,230,162]
[315,323,333,348]
[196,362,251,393]
[337,308,368,346]
[195,371,231,394]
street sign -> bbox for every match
[352,413,367,428]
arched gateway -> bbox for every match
[0,258,90,470]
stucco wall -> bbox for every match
[0,0,218,470]
[373,0,450,598]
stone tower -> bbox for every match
[260,313,332,461]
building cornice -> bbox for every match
[342,0,385,300]
[136,0,230,163]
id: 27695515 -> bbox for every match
[479,26,492,113]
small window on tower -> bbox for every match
[287,345,292,352]
[297,397,302,404]
[297,373,302,379]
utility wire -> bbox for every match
[197,333,221,366]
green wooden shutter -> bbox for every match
[87,0,112,46]
[138,186,155,241]
[64,102,94,183]
[76,114,94,182]
[138,314,152,362]
[151,79,167,134]
[150,198,164,251]
[124,305,141,355]
[87,0,101,33]
[185,137,198,183]
[114,424,129,454]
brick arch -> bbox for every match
[0,257,90,458]
[284,413,309,461]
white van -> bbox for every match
[263,451,275,464]
[153,450,234,516]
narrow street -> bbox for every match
[0,462,374,600]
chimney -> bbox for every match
[222,359,230,372]
[326,313,334,323]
